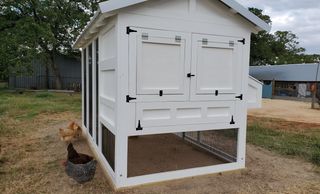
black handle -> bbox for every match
[235,94,243,100]
[126,95,137,102]
[187,73,195,78]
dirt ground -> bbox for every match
[128,134,225,177]
[249,99,320,124]
[1,117,320,194]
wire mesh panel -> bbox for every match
[183,129,238,162]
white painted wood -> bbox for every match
[136,101,235,128]
[83,124,117,186]
[123,162,243,188]
[128,27,191,102]
[98,0,270,30]
[190,34,243,101]
[74,0,271,49]
[75,0,266,189]
[100,57,116,71]
[115,17,131,186]
[247,75,263,109]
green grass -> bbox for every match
[0,82,8,88]
[0,91,81,119]
[247,122,320,166]
[0,90,81,136]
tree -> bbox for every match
[249,8,275,66]
[0,0,102,88]
[249,8,308,66]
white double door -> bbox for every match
[128,27,244,102]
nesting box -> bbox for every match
[73,0,269,189]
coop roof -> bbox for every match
[73,0,271,49]
[250,63,320,82]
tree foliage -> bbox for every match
[0,0,102,86]
[249,8,319,66]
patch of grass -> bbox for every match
[248,121,320,166]
[35,92,54,98]
[0,82,8,89]
[0,90,81,136]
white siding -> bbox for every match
[99,22,117,133]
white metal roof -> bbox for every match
[250,63,320,82]
[73,0,271,49]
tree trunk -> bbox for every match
[50,54,62,90]
[45,64,49,89]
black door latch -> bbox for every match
[126,95,136,102]
[126,27,137,34]
[236,94,243,100]
[187,73,195,78]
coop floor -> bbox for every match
[127,133,228,177]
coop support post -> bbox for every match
[311,62,319,109]
[114,19,133,187]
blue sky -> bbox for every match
[236,0,320,54]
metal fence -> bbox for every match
[8,55,81,91]
[9,75,81,91]
[179,129,238,163]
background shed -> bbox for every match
[250,63,320,99]
[9,55,81,91]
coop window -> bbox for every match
[95,38,99,145]
[127,129,238,177]
[102,125,115,171]
[83,48,87,128]
[88,44,93,136]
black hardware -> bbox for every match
[187,73,195,78]
[175,36,181,42]
[159,90,163,96]
[238,38,245,45]
[230,116,235,125]
[126,27,137,34]
[126,95,136,102]
[202,38,208,45]
[136,120,143,131]
[236,94,243,100]
[142,33,148,39]
[215,90,219,96]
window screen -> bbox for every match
[102,125,115,171]
[83,48,87,128]
[88,44,93,136]
[95,39,99,145]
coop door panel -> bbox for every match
[135,101,235,128]
[191,34,243,101]
[129,28,190,102]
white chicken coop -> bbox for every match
[73,0,269,189]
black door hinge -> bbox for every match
[126,27,137,34]
[236,94,243,100]
[126,95,136,102]
[215,90,219,96]
[136,120,143,131]
[187,73,195,78]
[230,116,235,125]
[159,90,163,96]
[238,38,245,45]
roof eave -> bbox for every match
[220,0,271,32]
[74,0,271,49]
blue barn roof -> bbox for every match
[250,63,320,82]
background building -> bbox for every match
[250,63,320,99]
[9,55,81,91]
